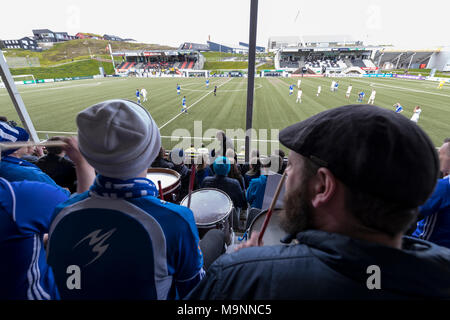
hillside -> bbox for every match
[4,39,175,67]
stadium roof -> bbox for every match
[112,49,199,56]
[269,35,357,44]
[377,47,441,53]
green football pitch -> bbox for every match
[1,76,449,154]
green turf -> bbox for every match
[0,76,449,155]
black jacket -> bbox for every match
[187,230,450,299]
[201,175,247,210]
[35,154,76,193]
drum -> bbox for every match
[248,209,291,246]
[180,188,233,244]
[146,168,181,202]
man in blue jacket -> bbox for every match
[412,141,450,248]
[0,178,69,300]
[187,105,450,300]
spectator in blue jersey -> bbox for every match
[412,141,450,248]
[47,99,212,300]
[0,178,70,300]
[187,105,450,300]
[246,157,272,210]
[0,122,68,192]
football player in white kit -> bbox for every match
[331,80,336,92]
[296,88,303,103]
[317,85,321,97]
[141,88,148,102]
[346,84,353,98]
[410,106,422,123]
[297,79,302,88]
[368,89,376,104]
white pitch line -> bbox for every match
[352,79,450,98]
[160,135,280,143]
[158,78,233,130]
[0,81,102,97]
[36,131,279,143]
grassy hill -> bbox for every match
[10,59,115,79]
[4,39,175,67]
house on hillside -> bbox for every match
[32,29,75,43]
[0,37,41,51]
[103,34,123,41]
[75,33,104,40]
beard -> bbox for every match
[280,179,314,236]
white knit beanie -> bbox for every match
[76,99,161,180]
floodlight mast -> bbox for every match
[0,49,39,142]
[245,0,258,163]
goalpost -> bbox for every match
[184,70,209,77]
[0,74,36,88]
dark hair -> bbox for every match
[273,149,285,159]
[444,138,450,143]
[302,156,417,237]
[0,116,8,122]
[46,136,63,155]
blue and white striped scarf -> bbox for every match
[89,175,158,199]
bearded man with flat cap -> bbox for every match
[47,100,208,300]
[187,104,450,300]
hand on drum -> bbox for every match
[235,231,262,251]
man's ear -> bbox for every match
[310,168,337,208]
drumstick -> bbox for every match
[0,140,67,151]
[157,180,164,200]
[187,164,196,208]
[257,171,287,246]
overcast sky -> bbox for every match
[1,0,449,48]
